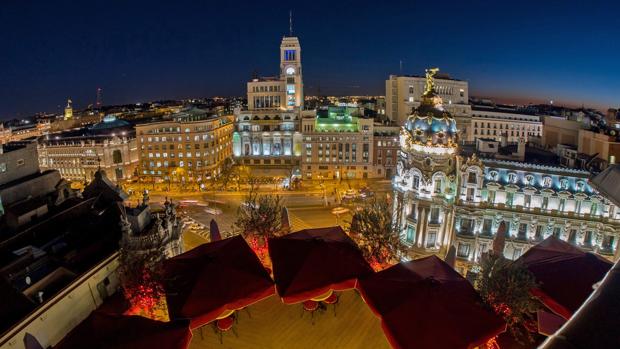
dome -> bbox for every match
[404,105,458,146]
[88,115,131,132]
[402,68,458,147]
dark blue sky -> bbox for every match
[1,0,619,119]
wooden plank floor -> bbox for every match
[189,291,391,349]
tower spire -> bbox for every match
[289,10,293,37]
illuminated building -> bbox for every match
[392,68,460,259]
[233,34,303,169]
[38,116,138,182]
[393,68,620,275]
[467,105,543,143]
[300,106,377,179]
[136,108,234,184]
[385,73,470,126]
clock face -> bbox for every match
[286,67,295,75]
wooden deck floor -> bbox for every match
[188,291,391,349]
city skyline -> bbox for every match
[1,0,620,119]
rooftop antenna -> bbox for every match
[289,10,293,36]
[399,60,403,75]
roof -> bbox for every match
[163,235,274,329]
[589,164,620,206]
[54,312,192,349]
[268,226,373,304]
[358,256,506,349]
[518,236,612,319]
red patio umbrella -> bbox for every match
[358,255,506,349]
[517,236,612,319]
[54,312,192,349]
[268,226,373,304]
[163,235,275,328]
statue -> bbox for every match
[423,67,439,97]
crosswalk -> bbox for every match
[287,212,313,231]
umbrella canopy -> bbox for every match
[358,256,506,349]
[209,219,221,241]
[54,312,192,349]
[164,235,274,328]
[517,236,612,319]
[268,226,373,304]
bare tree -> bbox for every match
[348,198,407,270]
[234,183,287,243]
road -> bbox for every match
[133,179,393,251]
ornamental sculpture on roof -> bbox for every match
[423,67,439,97]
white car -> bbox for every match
[204,207,223,215]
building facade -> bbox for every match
[234,35,304,169]
[467,106,543,143]
[372,124,400,179]
[392,69,460,259]
[452,156,620,274]
[233,110,302,166]
[300,106,376,180]
[136,108,234,184]
[38,136,138,182]
[392,68,620,276]
[385,71,470,126]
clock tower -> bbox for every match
[280,36,303,109]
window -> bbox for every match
[429,207,440,224]
[518,223,528,239]
[406,225,416,243]
[568,229,577,243]
[434,179,442,194]
[506,192,514,206]
[460,218,473,234]
[467,172,477,184]
[559,198,566,211]
[583,231,593,246]
[591,202,598,216]
[284,49,296,61]
[535,225,544,240]
[524,194,531,208]
[112,150,122,164]
[482,219,493,235]
[542,196,549,210]
[426,232,437,248]
[511,248,522,260]
[553,227,562,238]
[457,243,470,258]
[488,190,496,204]
[412,175,420,189]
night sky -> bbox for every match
[1,0,619,119]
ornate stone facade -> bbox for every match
[394,68,620,275]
